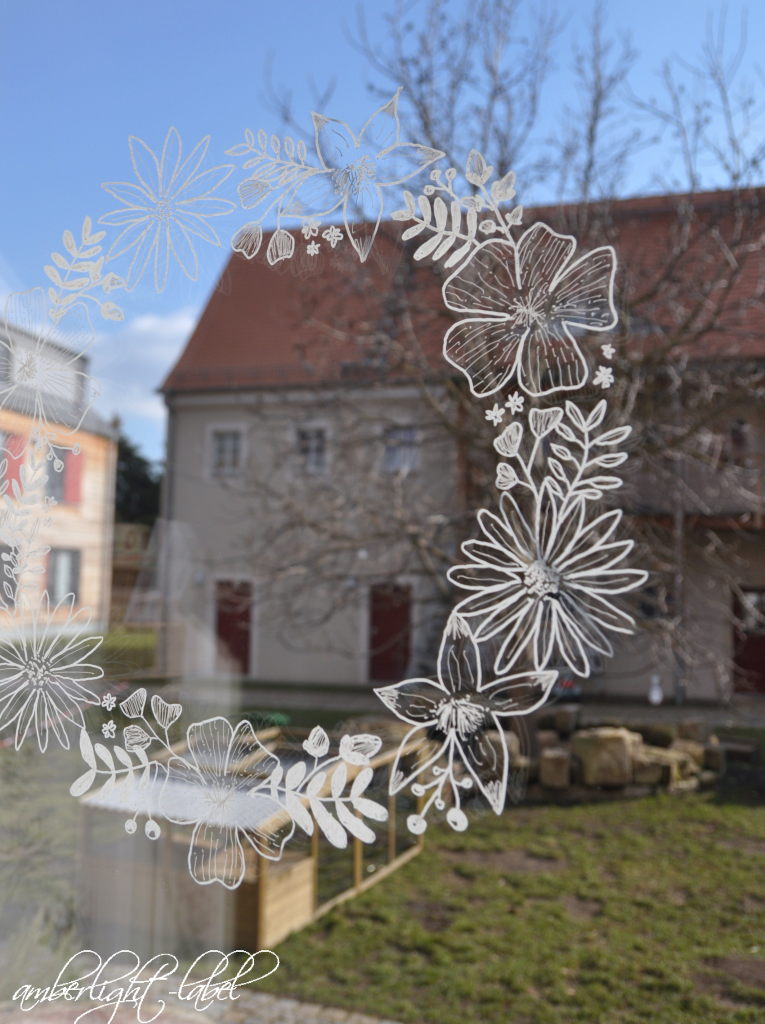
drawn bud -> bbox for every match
[495,463,518,490]
[124,819,137,835]
[303,725,330,759]
[145,820,161,840]
[238,176,271,208]
[446,807,468,832]
[266,229,295,265]
[493,421,523,458]
[232,222,263,259]
[151,694,182,730]
[118,687,147,719]
[465,149,492,187]
[491,169,517,203]
[123,724,151,752]
[407,814,427,835]
[529,407,564,438]
[339,733,383,766]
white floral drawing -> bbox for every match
[375,615,555,829]
[485,402,505,426]
[229,90,443,262]
[448,479,647,677]
[441,225,617,397]
[593,365,615,389]
[100,127,235,291]
[101,694,116,711]
[102,720,116,739]
[505,391,525,414]
[0,289,99,437]
[322,225,344,248]
[601,342,616,360]
[161,717,294,889]
[0,593,103,752]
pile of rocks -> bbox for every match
[504,707,751,798]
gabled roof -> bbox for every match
[161,188,765,396]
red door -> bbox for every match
[733,590,765,692]
[369,583,411,682]
[215,580,252,676]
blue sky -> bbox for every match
[1,0,761,464]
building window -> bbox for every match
[48,548,81,604]
[211,429,243,477]
[44,448,83,504]
[297,426,328,474]
[383,426,417,473]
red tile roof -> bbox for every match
[161,188,765,395]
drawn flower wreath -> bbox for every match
[0,91,648,877]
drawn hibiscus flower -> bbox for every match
[0,593,103,752]
[442,224,617,397]
[100,127,235,291]
[449,482,648,677]
[375,615,555,813]
[161,717,294,889]
[285,89,443,261]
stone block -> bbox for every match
[677,719,705,742]
[570,727,641,788]
[703,744,726,772]
[671,738,705,767]
[540,747,571,789]
[633,744,695,785]
[553,703,580,738]
[631,722,677,748]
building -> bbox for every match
[160,189,765,702]
[0,320,118,632]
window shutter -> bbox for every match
[4,434,25,492]
[64,450,83,504]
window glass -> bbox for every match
[49,548,80,603]
[383,426,417,473]
[211,429,243,476]
[297,426,327,473]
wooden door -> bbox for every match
[369,583,411,682]
[215,580,252,675]
[733,589,765,692]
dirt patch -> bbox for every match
[743,894,765,913]
[695,956,765,1009]
[564,895,603,920]
[705,956,765,988]
[443,848,568,873]
[719,838,765,856]
[406,897,453,932]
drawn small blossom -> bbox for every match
[101,694,116,711]
[322,225,344,248]
[0,594,103,752]
[601,343,616,360]
[505,392,525,414]
[301,218,320,239]
[442,225,617,397]
[161,717,294,889]
[306,241,321,256]
[286,89,443,261]
[485,402,505,426]
[102,720,116,739]
[449,483,648,677]
[376,615,555,813]
[593,365,614,389]
[100,127,235,291]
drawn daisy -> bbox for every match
[442,225,617,398]
[448,483,648,677]
[285,89,443,262]
[375,615,555,813]
[161,717,294,889]
[100,127,235,291]
[0,593,103,752]
[0,289,98,435]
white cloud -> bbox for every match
[91,305,196,463]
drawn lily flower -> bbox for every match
[161,717,294,889]
[0,593,103,752]
[442,225,617,398]
[0,289,98,435]
[448,482,648,677]
[286,90,443,262]
[375,615,555,813]
[100,127,235,291]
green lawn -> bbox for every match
[260,788,765,1023]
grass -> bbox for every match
[259,785,765,1023]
